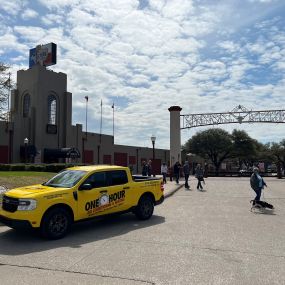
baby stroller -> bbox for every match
[250,200,274,212]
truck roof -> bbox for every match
[67,165,126,172]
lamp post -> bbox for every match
[187,153,195,175]
[136,148,140,174]
[277,145,285,179]
[151,135,156,160]
[150,135,156,177]
[83,96,88,164]
[24,137,29,163]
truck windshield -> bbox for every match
[43,170,87,188]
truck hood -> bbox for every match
[5,184,68,198]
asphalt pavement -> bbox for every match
[0,176,284,284]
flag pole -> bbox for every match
[112,102,114,144]
[84,96,88,140]
[100,99,102,144]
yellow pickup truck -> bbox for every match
[0,165,164,239]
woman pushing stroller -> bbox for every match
[250,167,274,210]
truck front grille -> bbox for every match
[2,195,19,213]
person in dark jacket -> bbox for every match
[183,161,190,189]
[173,161,181,184]
[147,160,152,176]
[195,164,204,190]
[142,161,148,176]
[161,162,168,184]
[250,167,267,204]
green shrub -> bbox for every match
[0,164,11,171]
[0,163,85,172]
[45,164,68,173]
[26,164,45,172]
[10,164,26,171]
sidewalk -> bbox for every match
[162,178,185,198]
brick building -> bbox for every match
[0,65,169,175]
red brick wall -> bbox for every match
[103,154,111,164]
[84,150,94,164]
[114,152,127,166]
[0,145,9,163]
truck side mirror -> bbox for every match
[79,183,93,190]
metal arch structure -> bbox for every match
[181,105,285,129]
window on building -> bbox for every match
[48,95,57,125]
[23,94,30,117]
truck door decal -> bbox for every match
[85,190,125,216]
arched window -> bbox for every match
[23,94,30,117]
[48,95,57,125]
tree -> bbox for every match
[184,128,233,175]
[0,62,12,120]
[231,129,258,169]
[270,140,285,178]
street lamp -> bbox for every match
[150,135,156,177]
[277,145,285,179]
[83,96,88,164]
[24,137,29,163]
[187,153,195,175]
[151,135,156,160]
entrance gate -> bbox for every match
[169,105,285,166]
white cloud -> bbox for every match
[14,26,46,42]
[21,8,38,20]
[0,0,27,16]
[1,0,285,149]
[41,14,63,26]
[37,0,80,10]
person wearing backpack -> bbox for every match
[183,161,190,189]
[195,164,204,190]
[161,162,168,184]
[173,161,181,184]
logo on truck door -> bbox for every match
[85,190,125,216]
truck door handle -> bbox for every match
[123,187,130,190]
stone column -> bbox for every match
[168,106,182,167]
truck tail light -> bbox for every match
[160,181,164,192]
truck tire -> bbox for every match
[135,195,154,220]
[41,207,72,240]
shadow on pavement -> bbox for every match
[0,214,165,256]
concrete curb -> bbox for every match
[164,184,184,199]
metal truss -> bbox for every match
[181,105,285,129]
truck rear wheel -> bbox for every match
[135,195,154,220]
[41,207,72,239]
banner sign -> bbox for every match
[29,43,57,68]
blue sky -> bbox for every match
[1,0,285,149]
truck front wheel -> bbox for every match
[135,195,154,220]
[41,207,72,239]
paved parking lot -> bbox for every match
[0,176,284,284]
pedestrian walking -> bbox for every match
[142,161,148,176]
[250,167,267,205]
[195,164,204,190]
[147,160,152,176]
[183,161,190,189]
[161,162,168,184]
[173,161,181,184]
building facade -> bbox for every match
[0,65,169,174]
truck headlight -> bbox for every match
[17,199,37,211]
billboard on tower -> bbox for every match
[29,43,57,68]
